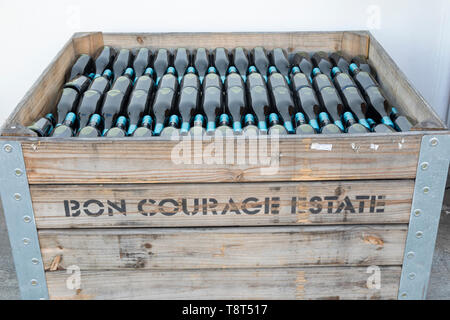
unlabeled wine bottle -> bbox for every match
[133,48,152,78]
[94,46,116,77]
[132,115,153,137]
[311,51,333,78]
[267,66,296,133]
[202,67,224,135]
[126,67,155,135]
[51,112,77,137]
[77,69,113,130]
[268,113,287,135]
[153,48,171,85]
[246,66,271,133]
[390,107,413,132]
[294,112,316,135]
[193,48,209,84]
[251,47,269,82]
[289,52,313,82]
[329,52,350,75]
[69,54,94,80]
[351,55,377,78]
[160,114,180,137]
[112,49,133,82]
[178,67,201,135]
[189,114,206,137]
[233,47,249,82]
[28,113,56,137]
[212,48,230,83]
[77,114,103,137]
[152,67,179,135]
[101,68,135,135]
[216,113,234,136]
[106,116,128,137]
[174,48,190,83]
[55,88,80,125]
[225,66,247,134]
[242,114,259,136]
[270,48,290,84]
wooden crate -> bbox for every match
[0,31,449,300]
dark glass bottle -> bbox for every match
[69,54,94,80]
[77,114,103,137]
[250,47,269,82]
[51,112,77,137]
[160,114,180,137]
[126,67,155,135]
[202,67,224,135]
[189,114,206,137]
[290,66,321,133]
[390,107,413,132]
[100,68,135,135]
[193,48,209,84]
[267,66,296,133]
[77,69,113,131]
[178,67,200,135]
[106,116,128,137]
[311,67,344,133]
[232,47,249,82]
[268,113,287,135]
[329,52,350,75]
[294,112,315,135]
[132,115,153,137]
[246,66,271,133]
[351,55,377,78]
[55,88,80,125]
[331,67,370,133]
[311,51,333,78]
[94,46,116,77]
[133,48,152,78]
[289,52,313,82]
[242,114,259,136]
[225,66,247,133]
[153,48,171,85]
[112,49,133,82]
[212,48,230,83]
[152,67,179,135]
[28,113,56,137]
[270,48,290,84]
[174,48,190,83]
[216,114,234,136]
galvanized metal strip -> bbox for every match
[0,141,49,300]
[398,134,450,300]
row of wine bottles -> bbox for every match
[27,46,413,137]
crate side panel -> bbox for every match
[22,134,421,184]
[32,180,413,228]
[39,225,407,270]
[46,266,401,300]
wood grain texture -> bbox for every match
[341,31,370,58]
[39,225,407,270]
[21,134,421,184]
[31,180,413,228]
[46,266,401,300]
[72,32,104,56]
[102,31,346,52]
[368,33,446,129]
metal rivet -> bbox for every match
[429,138,439,146]
[31,258,39,265]
[3,144,13,153]
[400,292,408,298]
[423,187,430,194]
[23,238,31,245]
[414,209,422,217]
[14,193,22,201]
[15,168,23,176]
[416,231,424,239]
[23,216,32,223]
[30,279,38,286]
[420,162,429,170]
[408,273,416,280]
[407,252,415,259]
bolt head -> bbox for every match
[30,279,38,286]
[23,216,31,223]
[3,144,13,153]
[420,162,429,170]
[15,168,23,176]
[408,273,416,280]
[14,193,22,201]
[400,292,408,298]
[414,209,422,217]
[23,238,30,245]
[430,138,439,146]
[423,187,430,194]
[31,258,39,265]
[407,251,415,259]
[416,231,424,239]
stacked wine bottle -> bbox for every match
[28,46,413,137]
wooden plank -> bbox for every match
[39,225,407,270]
[46,266,401,300]
[102,31,344,52]
[368,33,446,130]
[21,134,421,184]
[341,31,370,58]
[0,36,76,132]
[31,180,413,229]
[72,32,104,56]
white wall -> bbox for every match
[0,0,449,126]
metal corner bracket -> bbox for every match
[0,141,49,300]
[398,134,450,299]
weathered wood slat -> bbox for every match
[32,180,413,229]
[39,225,407,270]
[22,134,421,184]
[102,31,345,52]
[46,266,401,300]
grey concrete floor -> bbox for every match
[0,186,449,300]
